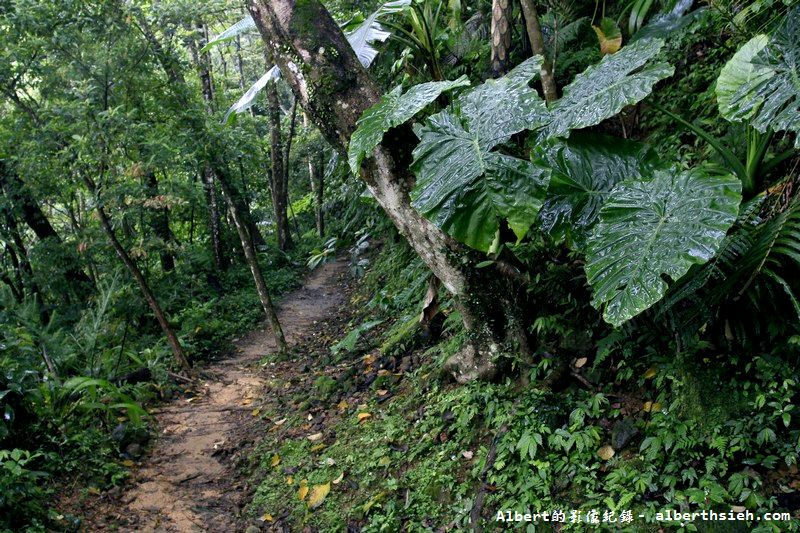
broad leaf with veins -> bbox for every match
[543,38,674,139]
[716,8,800,146]
[534,132,659,249]
[585,167,741,327]
[347,77,470,174]
[410,56,550,251]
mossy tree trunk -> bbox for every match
[266,81,292,251]
[247,0,532,382]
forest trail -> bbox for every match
[98,259,349,532]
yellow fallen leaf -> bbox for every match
[241,398,252,406]
[270,454,281,467]
[297,479,309,501]
[597,445,615,461]
[122,459,135,467]
[574,357,588,368]
[643,367,657,379]
[337,400,348,411]
[260,513,273,522]
[274,417,287,426]
[378,456,390,466]
[358,412,372,422]
[251,408,260,417]
[286,475,294,485]
[332,472,344,485]
[643,401,653,412]
[310,443,326,452]
[376,389,388,396]
[307,432,323,442]
[87,487,101,495]
[307,482,331,509]
[651,402,662,412]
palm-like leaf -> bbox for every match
[201,17,256,52]
[223,66,280,123]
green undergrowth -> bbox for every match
[0,236,320,532]
[246,239,800,532]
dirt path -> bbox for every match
[98,259,349,532]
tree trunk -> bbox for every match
[267,81,292,251]
[0,162,93,297]
[138,13,266,251]
[303,114,326,238]
[519,0,558,103]
[2,206,46,315]
[201,164,227,270]
[86,180,192,373]
[490,0,513,77]
[247,0,531,382]
[145,172,176,272]
[216,177,287,352]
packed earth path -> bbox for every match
[93,259,349,532]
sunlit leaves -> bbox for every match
[585,167,742,327]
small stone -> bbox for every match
[125,443,142,458]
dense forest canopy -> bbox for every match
[1,0,800,530]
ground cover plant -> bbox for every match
[0,0,799,530]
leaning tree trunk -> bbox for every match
[0,162,93,298]
[247,0,532,382]
[519,0,558,103]
[85,179,192,373]
[216,177,287,352]
[266,81,292,251]
[490,0,513,76]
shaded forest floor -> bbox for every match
[69,259,351,531]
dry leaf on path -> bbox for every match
[307,482,331,509]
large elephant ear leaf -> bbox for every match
[543,38,674,139]
[716,8,800,146]
[535,132,659,249]
[585,167,742,327]
[410,56,550,251]
[347,77,470,174]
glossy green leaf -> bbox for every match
[410,56,550,251]
[535,132,659,249]
[716,9,800,146]
[347,77,470,174]
[586,167,742,327]
[631,0,707,42]
[543,38,674,139]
